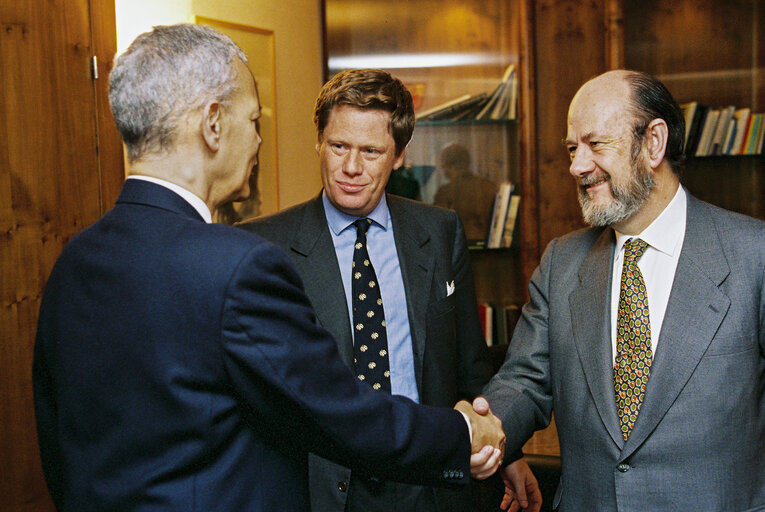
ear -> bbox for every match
[392,148,406,171]
[202,101,222,152]
[644,118,668,169]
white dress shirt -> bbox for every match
[610,186,687,363]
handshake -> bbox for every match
[454,397,505,480]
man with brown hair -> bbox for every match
[240,68,539,512]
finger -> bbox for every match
[470,445,493,465]
[471,447,500,480]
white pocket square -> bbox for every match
[446,280,455,296]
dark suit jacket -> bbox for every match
[33,180,471,512]
[484,191,765,510]
[240,193,495,511]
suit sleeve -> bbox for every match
[219,240,471,486]
[482,238,557,456]
[449,213,495,399]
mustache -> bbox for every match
[577,172,610,188]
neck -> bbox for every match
[612,164,679,235]
[128,149,215,209]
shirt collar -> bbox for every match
[614,185,686,257]
[127,175,212,223]
[322,191,390,235]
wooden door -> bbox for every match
[0,0,122,509]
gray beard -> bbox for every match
[578,158,655,227]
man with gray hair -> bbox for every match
[33,23,506,511]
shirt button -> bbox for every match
[617,463,630,473]
[337,481,348,493]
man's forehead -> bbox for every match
[567,80,632,132]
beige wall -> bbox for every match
[114,0,324,210]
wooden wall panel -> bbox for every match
[533,0,608,251]
[0,1,121,509]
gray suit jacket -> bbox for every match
[484,191,765,511]
[240,193,495,511]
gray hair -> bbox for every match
[109,23,247,162]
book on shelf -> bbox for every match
[475,64,517,121]
[754,114,765,155]
[417,93,489,121]
[416,94,471,120]
[477,302,493,346]
[709,105,735,155]
[721,115,737,155]
[416,64,518,123]
[694,108,720,157]
[684,104,708,156]
[680,102,698,147]
[486,182,514,248]
[500,194,521,248]
[729,108,751,155]
[743,113,763,155]
[478,302,522,346]
[681,102,763,157]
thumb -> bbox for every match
[472,396,490,415]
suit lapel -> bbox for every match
[388,196,434,389]
[289,197,355,367]
[622,194,730,456]
[569,228,625,447]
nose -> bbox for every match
[342,151,363,176]
[569,145,595,179]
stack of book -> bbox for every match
[682,102,765,156]
[485,182,521,249]
[416,65,518,122]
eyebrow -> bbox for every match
[562,132,600,146]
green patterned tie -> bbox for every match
[614,238,652,441]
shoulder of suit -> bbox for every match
[236,199,315,237]
[387,194,457,221]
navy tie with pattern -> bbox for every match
[614,238,652,441]
[352,218,391,392]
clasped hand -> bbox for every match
[454,397,505,479]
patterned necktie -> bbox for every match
[351,218,391,392]
[614,238,652,441]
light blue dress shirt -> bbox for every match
[322,192,420,403]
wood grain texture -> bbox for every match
[0,1,122,509]
[621,0,764,220]
[533,0,604,252]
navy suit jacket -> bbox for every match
[33,180,470,512]
[240,194,494,511]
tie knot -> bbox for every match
[354,218,372,238]
[623,238,648,263]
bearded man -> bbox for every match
[472,69,765,511]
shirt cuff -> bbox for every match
[458,411,472,442]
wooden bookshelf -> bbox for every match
[612,0,765,220]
